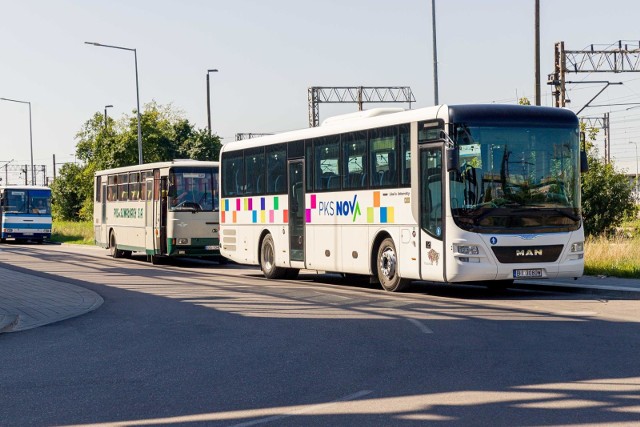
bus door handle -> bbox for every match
[425,241,431,249]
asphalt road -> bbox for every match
[1,244,640,426]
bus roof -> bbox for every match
[220,104,579,154]
[221,105,445,153]
[94,159,219,177]
[0,185,51,191]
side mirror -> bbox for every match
[447,147,459,172]
[580,150,589,173]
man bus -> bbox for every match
[94,160,221,264]
[219,105,586,291]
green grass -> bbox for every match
[584,235,640,279]
[51,220,94,245]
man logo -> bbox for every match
[516,249,543,256]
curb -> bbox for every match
[518,280,640,299]
[0,314,19,333]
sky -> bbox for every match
[1,0,639,183]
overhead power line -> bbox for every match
[307,86,416,127]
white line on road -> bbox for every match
[228,390,373,427]
[407,318,434,334]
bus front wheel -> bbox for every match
[376,238,409,292]
[109,232,125,259]
[260,234,287,279]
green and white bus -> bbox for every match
[219,105,586,291]
[94,160,220,263]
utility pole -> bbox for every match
[548,40,640,108]
[53,154,56,180]
[431,0,439,105]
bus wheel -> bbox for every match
[260,234,286,279]
[376,238,409,292]
[109,232,124,259]
[150,255,163,265]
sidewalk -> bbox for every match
[521,275,640,298]
[0,266,103,334]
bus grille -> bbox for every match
[491,245,563,263]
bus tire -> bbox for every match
[260,234,286,279]
[109,232,124,259]
[150,254,163,265]
[376,238,409,292]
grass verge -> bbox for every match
[51,220,94,245]
[584,235,640,279]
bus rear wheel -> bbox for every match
[260,234,287,279]
[376,238,409,292]
[109,232,125,259]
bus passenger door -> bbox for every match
[288,160,305,265]
[145,175,155,253]
[99,182,107,245]
[419,145,445,282]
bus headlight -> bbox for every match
[177,238,189,245]
[455,245,480,255]
[571,242,584,252]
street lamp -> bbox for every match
[85,41,143,164]
[206,69,218,137]
[631,141,639,202]
[104,104,113,130]
[0,97,34,185]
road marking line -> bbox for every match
[407,318,434,334]
[228,390,373,427]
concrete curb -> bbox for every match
[0,314,19,333]
[518,280,640,299]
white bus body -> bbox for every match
[94,160,220,262]
[0,185,52,243]
[219,105,585,291]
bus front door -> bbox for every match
[288,160,305,265]
[99,182,107,245]
[419,145,445,282]
[145,176,155,254]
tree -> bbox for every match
[55,101,221,221]
[50,163,94,221]
[581,125,636,235]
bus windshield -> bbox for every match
[168,168,219,212]
[3,189,51,214]
[449,124,581,233]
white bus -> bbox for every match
[94,160,220,263]
[219,105,586,291]
[0,185,52,243]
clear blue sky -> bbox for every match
[1,0,639,179]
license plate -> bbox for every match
[513,269,543,278]
[23,232,34,236]
[205,245,219,250]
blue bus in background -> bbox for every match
[0,185,52,243]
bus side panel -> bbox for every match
[305,224,339,272]
[110,203,147,252]
[339,225,369,275]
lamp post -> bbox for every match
[85,41,143,164]
[104,104,113,130]
[431,0,439,105]
[631,141,639,202]
[206,69,218,137]
[0,97,34,185]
